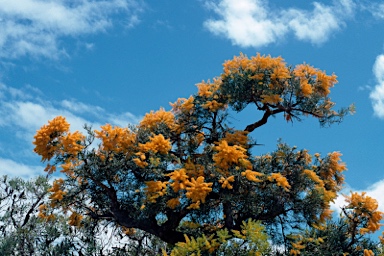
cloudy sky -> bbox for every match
[0,0,384,211]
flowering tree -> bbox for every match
[33,53,381,254]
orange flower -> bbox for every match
[33,116,70,161]
[140,108,177,131]
[241,170,263,182]
[95,124,135,153]
[139,134,171,154]
[167,169,189,193]
[68,212,83,227]
[268,173,291,192]
[185,176,213,208]
[219,175,235,189]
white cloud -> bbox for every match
[0,84,141,141]
[0,158,42,178]
[204,0,355,47]
[0,0,143,59]
[204,0,287,47]
[366,3,384,19]
[61,99,105,116]
[0,83,141,177]
[284,3,342,44]
[369,54,384,118]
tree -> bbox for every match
[32,53,380,254]
[0,175,167,255]
[0,175,76,255]
[287,191,383,255]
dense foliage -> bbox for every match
[23,53,383,255]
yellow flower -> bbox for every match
[48,178,66,202]
[33,116,70,161]
[140,108,177,131]
[300,80,313,97]
[95,124,136,153]
[261,94,283,105]
[202,99,226,112]
[139,134,171,154]
[196,78,222,97]
[303,169,324,187]
[213,140,250,172]
[166,198,181,209]
[167,169,189,193]
[224,130,249,147]
[241,170,263,182]
[185,176,213,207]
[170,96,195,114]
[68,211,83,227]
[218,175,235,189]
[268,173,291,192]
[363,249,374,256]
[145,181,168,203]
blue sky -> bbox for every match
[0,0,384,210]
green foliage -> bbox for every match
[0,175,167,255]
[287,219,380,256]
[166,219,272,256]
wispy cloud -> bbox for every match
[204,0,355,47]
[366,2,384,19]
[0,83,141,177]
[370,54,384,118]
[0,158,42,179]
[0,0,144,59]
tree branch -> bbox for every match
[244,108,284,132]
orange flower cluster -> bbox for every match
[218,175,235,189]
[133,152,148,168]
[144,181,168,203]
[170,96,194,115]
[48,178,66,207]
[293,64,338,97]
[224,130,249,147]
[305,175,335,223]
[184,160,205,178]
[166,198,181,209]
[260,94,283,105]
[34,116,85,178]
[320,152,346,192]
[196,78,222,98]
[290,240,306,255]
[363,249,374,256]
[213,140,251,173]
[68,211,83,227]
[185,176,213,209]
[345,192,383,234]
[303,169,324,187]
[61,159,82,176]
[33,116,70,161]
[140,108,177,131]
[202,99,226,112]
[38,204,55,222]
[167,169,189,193]
[95,124,135,153]
[61,131,85,155]
[241,170,263,182]
[139,134,171,154]
[267,173,291,192]
[222,53,290,80]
